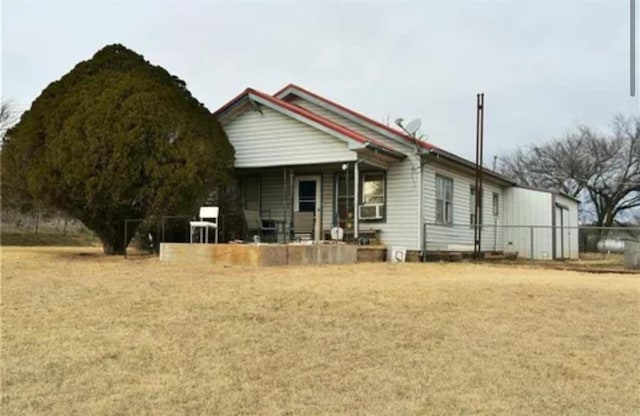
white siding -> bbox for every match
[260,171,289,221]
[239,159,422,249]
[422,163,505,252]
[224,106,357,168]
[372,155,422,250]
[322,172,334,232]
[287,97,411,153]
[503,188,553,259]
[283,98,423,248]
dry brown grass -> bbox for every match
[2,247,639,415]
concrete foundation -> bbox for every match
[357,246,387,263]
[624,241,640,269]
[287,244,357,265]
[160,243,358,266]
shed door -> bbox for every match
[555,205,569,259]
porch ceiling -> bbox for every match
[234,158,388,176]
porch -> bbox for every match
[236,161,389,245]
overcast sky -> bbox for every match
[2,0,638,161]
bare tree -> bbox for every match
[499,115,640,226]
[0,101,18,139]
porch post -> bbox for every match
[354,161,359,241]
[282,166,287,243]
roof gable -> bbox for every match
[214,88,405,160]
[225,105,359,168]
[274,83,435,151]
[213,84,518,186]
[273,84,519,185]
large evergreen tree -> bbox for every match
[1,44,234,254]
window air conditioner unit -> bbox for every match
[359,203,383,220]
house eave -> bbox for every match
[421,148,516,186]
[213,87,407,163]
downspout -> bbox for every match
[551,193,557,260]
[282,167,287,242]
[354,161,359,241]
[419,150,433,260]
[417,153,424,258]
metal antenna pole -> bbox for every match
[474,93,485,259]
[479,93,485,256]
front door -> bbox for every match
[294,175,322,240]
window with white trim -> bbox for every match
[436,175,453,224]
[360,172,386,221]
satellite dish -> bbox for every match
[405,118,422,136]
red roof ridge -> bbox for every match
[212,87,252,117]
[214,87,402,156]
[274,83,435,151]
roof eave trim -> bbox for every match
[423,148,517,185]
[275,85,424,150]
[246,93,405,160]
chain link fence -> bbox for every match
[423,222,640,263]
[123,215,195,257]
[123,214,237,257]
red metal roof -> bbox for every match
[213,87,404,158]
[214,84,517,185]
[273,83,436,151]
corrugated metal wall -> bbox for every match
[503,188,553,259]
[555,194,580,259]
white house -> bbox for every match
[213,84,579,260]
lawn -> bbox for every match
[1,247,639,415]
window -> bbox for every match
[241,177,260,211]
[362,172,385,204]
[435,175,453,224]
[334,173,355,228]
[492,192,499,216]
[335,171,386,225]
[361,172,386,221]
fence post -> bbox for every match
[530,226,534,264]
[124,220,128,258]
[568,228,571,259]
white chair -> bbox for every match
[190,206,219,244]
